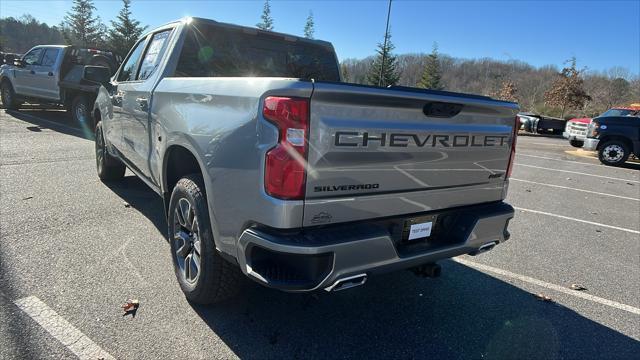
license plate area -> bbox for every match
[402,214,438,243]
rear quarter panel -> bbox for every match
[150,77,313,256]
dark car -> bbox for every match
[583,107,640,166]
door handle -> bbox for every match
[136,97,149,112]
[48,72,54,76]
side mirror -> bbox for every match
[13,59,24,67]
[83,65,111,84]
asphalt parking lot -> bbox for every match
[1,108,639,359]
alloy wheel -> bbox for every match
[173,198,201,284]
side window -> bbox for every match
[41,49,60,67]
[138,30,172,80]
[23,48,44,66]
[117,38,147,82]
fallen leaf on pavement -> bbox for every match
[123,202,131,208]
[122,299,139,312]
[570,283,587,291]
[534,293,553,302]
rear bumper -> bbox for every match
[236,202,514,291]
[583,138,600,151]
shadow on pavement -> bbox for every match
[102,175,167,238]
[4,108,94,140]
[190,261,639,359]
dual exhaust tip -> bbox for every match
[323,241,497,292]
[324,273,368,292]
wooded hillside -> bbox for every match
[342,54,638,118]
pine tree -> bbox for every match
[303,11,314,39]
[63,0,104,47]
[418,43,443,90]
[256,0,274,31]
[107,0,147,56]
[544,57,591,117]
[367,31,400,87]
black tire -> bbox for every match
[95,121,125,180]
[598,140,630,166]
[1,81,22,110]
[569,139,584,148]
[168,174,243,304]
[70,95,92,129]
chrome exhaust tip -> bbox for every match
[324,273,368,292]
[470,241,498,256]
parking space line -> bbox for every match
[13,296,115,360]
[515,163,640,183]
[529,142,568,147]
[517,153,639,172]
[453,257,640,315]
[514,207,640,234]
[510,178,640,201]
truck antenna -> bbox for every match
[378,0,393,87]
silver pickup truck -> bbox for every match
[0,45,120,125]
[92,17,518,304]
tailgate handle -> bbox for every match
[423,102,463,118]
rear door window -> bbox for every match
[41,48,60,67]
[138,30,173,81]
[117,38,147,82]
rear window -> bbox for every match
[173,22,340,81]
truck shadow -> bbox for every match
[190,261,640,359]
[4,108,94,140]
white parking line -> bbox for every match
[453,257,640,315]
[510,178,640,201]
[517,153,639,172]
[514,207,640,234]
[529,142,568,147]
[13,296,115,360]
[515,163,640,183]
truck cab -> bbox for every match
[9,45,66,101]
[583,106,640,166]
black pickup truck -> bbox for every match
[583,107,640,166]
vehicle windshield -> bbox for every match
[174,21,341,81]
[599,108,639,117]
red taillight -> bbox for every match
[263,96,309,200]
[506,116,519,178]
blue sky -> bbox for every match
[1,0,639,74]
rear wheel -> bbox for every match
[168,174,243,304]
[598,140,630,166]
[1,81,22,110]
[70,95,92,129]
[95,121,125,180]
[569,139,584,148]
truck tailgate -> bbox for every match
[303,82,518,226]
